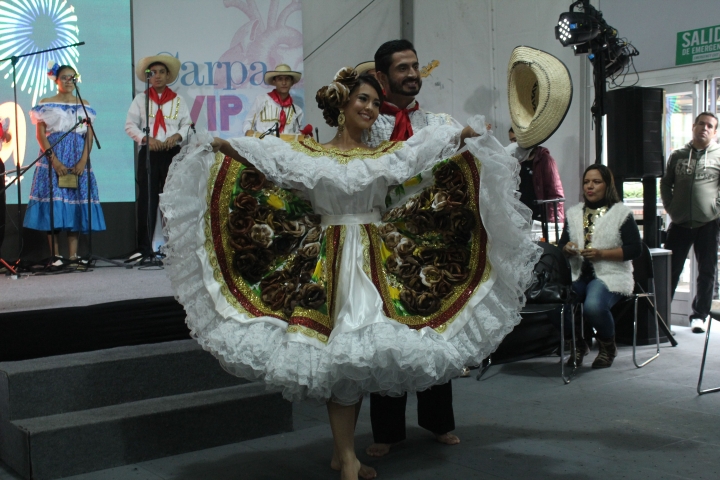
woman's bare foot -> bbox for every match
[435,432,460,445]
[331,449,377,479]
[365,442,392,457]
[332,456,376,480]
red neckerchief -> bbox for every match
[146,87,177,137]
[380,100,420,141]
[268,90,293,133]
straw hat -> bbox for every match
[355,61,376,75]
[135,55,181,83]
[507,46,572,149]
[264,64,301,84]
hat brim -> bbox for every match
[136,55,181,83]
[507,46,573,149]
[264,70,302,85]
[355,61,376,75]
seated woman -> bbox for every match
[559,164,641,369]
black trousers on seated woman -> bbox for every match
[370,381,454,443]
[136,145,180,256]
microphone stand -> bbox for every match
[258,122,280,139]
[140,71,163,270]
[72,79,129,269]
[2,118,86,270]
[0,41,84,262]
[534,198,565,244]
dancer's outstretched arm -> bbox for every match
[211,137,254,167]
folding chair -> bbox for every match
[697,310,720,395]
[612,243,660,368]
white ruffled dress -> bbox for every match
[159,117,540,405]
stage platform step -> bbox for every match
[0,341,293,480]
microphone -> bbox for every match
[145,69,155,78]
[72,77,77,84]
[259,122,279,139]
[190,123,196,133]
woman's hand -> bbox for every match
[51,156,67,176]
[211,137,227,153]
[580,248,603,261]
[460,125,480,145]
[563,242,580,256]
[72,160,87,175]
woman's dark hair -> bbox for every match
[316,69,385,127]
[583,164,621,206]
[56,65,76,79]
[374,39,417,75]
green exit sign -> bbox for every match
[676,24,720,65]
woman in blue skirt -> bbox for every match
[24,63,105,260]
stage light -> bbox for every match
[554,12,599,46]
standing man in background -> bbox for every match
[661,112,720,333]
[125,55,191,262]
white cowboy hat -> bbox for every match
[135,54,181,83]
[264,64,302,85]
[507,46,573,149]
[355,61,376,75]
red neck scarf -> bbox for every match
[380,101,420,141]
[268,90,293,133]
[146,87,177,137]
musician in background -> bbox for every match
[243,64,304,136]
[125,54,191,261]
[0,117,11,261]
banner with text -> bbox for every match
[132,0,305,139]
[676,24,720,66]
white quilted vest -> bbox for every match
[566,202,635,295]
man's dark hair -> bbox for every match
[583,164,622,206]
[147,61,169,72]
[694,112,718,129]
[509,127,514,133]
[374,39,417,75]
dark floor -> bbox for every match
[2,323,719,480]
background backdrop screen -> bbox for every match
[0,0,134,204]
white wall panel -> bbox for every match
[302,0,401,141]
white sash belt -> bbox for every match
[320,208,381,226]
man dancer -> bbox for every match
[125,55,191,262]
[661,112,720,333]
[365,39,461,457]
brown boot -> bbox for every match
[592,336,617,369]
[565,337,590,367]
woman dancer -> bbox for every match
[160,68,538,479]
[559,164,642,368]
[24,63,105,260]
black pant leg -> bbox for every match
[370,393,408,444]
[136,146,152,255]
[664,223,695,299]
[417,381,455,435]
[691,220,720,319]
[136,146,179,255]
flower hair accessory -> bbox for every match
[47,61,60,82]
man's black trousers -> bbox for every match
[136,145,180,255]
[370,381,454,443]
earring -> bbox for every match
[337,110,345,134]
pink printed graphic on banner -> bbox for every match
[214,0,303,91]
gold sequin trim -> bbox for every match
[287,325,329,343]
[583,205,608,248]
[289,137,404,164]
[149,96,181,120]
